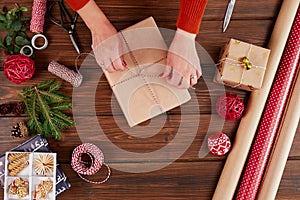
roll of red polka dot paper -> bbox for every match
[236,7,300,200]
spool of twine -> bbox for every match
[48,61,83,87]
[30,0,47,33]
[71,143,111,184]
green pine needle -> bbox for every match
[51,103,72,111]
[18,79,75,140]
[37,79,55,89]
[48,81,62,92]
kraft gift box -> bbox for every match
[97,17,191,127]
[215,38,270,91]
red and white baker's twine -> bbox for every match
[30,0,47,33]
[48,61,83,87]
[71,143,111,184]
[236,8,300,200]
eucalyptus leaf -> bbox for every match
[0,22,7,30]
[0,5,30,55]
[15,36,30,45]
[21,17,30,21]
[7,19,12,29]
[13,44,20,54]
[7,45,13,54]
[5,35,12,46]
[12,20,22,31]
[7,30,13,37]
[6,12,12,20]
[20,7,28,12]
[19,31,27,38]
[21,26,28,31]
[0,39,6,49]
[11,8,17,16]
[0,14,6,22]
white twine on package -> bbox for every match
[71,143,111,184]
[217,44,266,88]
[48,61,83,87]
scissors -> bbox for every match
[48,0,80,54]
[223,0,236,32]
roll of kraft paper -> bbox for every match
[212,1,300,199]
[236,7,300,200]
[257,66,300,200]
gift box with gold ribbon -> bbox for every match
[214,38,270,91]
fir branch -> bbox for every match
[37,79,54,89]
[23,96,43,134]
[50,111,75,127]
[48,81,61,92]
[34,86,62,140]
[18,79,74,140]
[51,103,72,111]
[39,90,69,103]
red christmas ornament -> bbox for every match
[3,54,35,84]
[208,132,231,156]
[216,93,244,120]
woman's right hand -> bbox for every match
[77,0,126,72]
[91,21,127,72]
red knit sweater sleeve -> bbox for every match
[176,0,208,34]
[65,0,90,11]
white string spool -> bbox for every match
[48,61,83,87]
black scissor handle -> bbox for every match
[47,0,78,31]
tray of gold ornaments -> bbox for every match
[4,152,56,200]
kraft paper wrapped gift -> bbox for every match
[215,38,270,91]
[98,17,191,127]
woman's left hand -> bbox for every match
[160,29,202,89]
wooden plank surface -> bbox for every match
[0,0,299,199]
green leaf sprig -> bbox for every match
[0,4,31,55]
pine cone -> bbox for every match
[0,104,12,114]
[11,121,28,138]
[12,102,24,115]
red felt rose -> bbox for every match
[3,54,35,84]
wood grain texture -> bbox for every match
[0,160,299,199]
[0,20,275,68]
[0,0,299,199]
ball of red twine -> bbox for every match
[216,93,244,120]
[3,54,35,84]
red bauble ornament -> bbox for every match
[208,132,231,156]
[3,54,35,84]
[216,93,244,120]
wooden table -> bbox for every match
[1,0,299,199]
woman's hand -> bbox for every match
[91,22,126,72]
[160,28,202,89]
[77,0,126,72]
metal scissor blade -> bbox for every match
[223,0,236,32]
[69,34,80,54]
